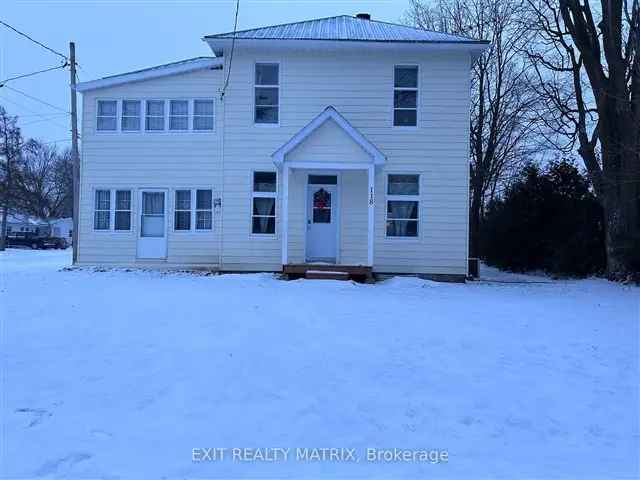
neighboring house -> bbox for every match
[49,217,73,242]
[75,14,488,280]
[1,212,46,235]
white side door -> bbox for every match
[306,184,338,263]
[137,189,167,259]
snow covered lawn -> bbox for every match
[1,249,638,479]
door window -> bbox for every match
[141,192,165,237]
[313,188,332,223]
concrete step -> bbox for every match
[305,270,351,281]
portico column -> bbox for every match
[281,165,289,266]
[367,165,375,266]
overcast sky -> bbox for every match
[1,0,406,146]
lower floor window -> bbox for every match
[252,171,276,234]
[386,174,419,237]
[94,189,132,231]
[386,200,418,236]
[174,189,213,231]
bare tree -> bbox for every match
[17,141,73,223]
[0,106,23,251]
[526,0,640,276]
[404,0,540,264]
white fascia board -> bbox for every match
[75,57,223,93]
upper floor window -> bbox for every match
[95,99,214,133]
[121,100,141,131]
[96,100,117,131]
[255,63,279,124]
[193,100,214,131]
[145,100,165,131]
[386,174,419,237]
[393,66,418,127]
[169,100,189,131]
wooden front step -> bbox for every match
[283,264,373,282]
[305,270,350,281]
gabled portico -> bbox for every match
[272,106,386,268]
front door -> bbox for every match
[137,190,167,259]
[306,180,338,263]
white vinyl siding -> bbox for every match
[79,50,470,275]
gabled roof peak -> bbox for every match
[272,106,386,166]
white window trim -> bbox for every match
[92,187,134,233]
[392,64,419,129]
[250,170,278,237]
[114,189,133,231]
[192,99,216,132]
[145,99,166,132]
[171,188,215,233]
[253,61,280,127]
[121,99,142,132]
[168,99,190,132]
[384,173,421,240]
[96,99,119,132]
[95,98,215,134]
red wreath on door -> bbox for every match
[313,188,331,209]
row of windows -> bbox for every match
[95,65,419,131]
[92,173,420,237]
[96,99,215,132]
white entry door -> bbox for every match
[137,190,167,259]
[306,182,338,263]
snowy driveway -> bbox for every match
[1,249,638,478]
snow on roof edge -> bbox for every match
[75,57,223,93]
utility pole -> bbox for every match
[70,42,80,264]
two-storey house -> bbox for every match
[75,14,488,280]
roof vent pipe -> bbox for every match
[356,13,371,20]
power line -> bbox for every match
[2,85,70,114]
[0,19,68,61]
[0,63,68,87]
[0,95,70,131]
[220,0,240,100]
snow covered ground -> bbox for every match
[1,249,638,479]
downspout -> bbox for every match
[217,60,226,272]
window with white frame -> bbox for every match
[174,190,191,230]
[169,100,189,131]
[94,189,111,230]
[145,100,165,131]
[196,189,213,230]
[96,100,117,131]
[173,189,213,231]
[386,174,419,237]
[193,100,214,131]
[254,63,279,124]
[252,171,276,234]
[114,190,132,230]
[121,100,141,131]
[393,66,418,127]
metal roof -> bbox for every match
[75,57,223,92]
[205,15,486,44]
